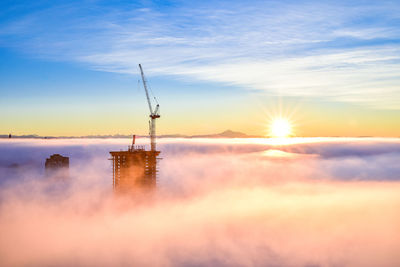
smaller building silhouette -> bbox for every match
[45,154,69,179]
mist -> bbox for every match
[1,138,400,266]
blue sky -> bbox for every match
[1,0,400,136]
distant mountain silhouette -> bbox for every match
[0,130,263,139]
[0,134,40,139]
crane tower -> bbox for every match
[139,64,160,151]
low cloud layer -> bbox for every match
[0,138,400,266]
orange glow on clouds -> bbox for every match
[1,138,400,266]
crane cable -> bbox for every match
[147,80,159,105]
[138,69,159,112]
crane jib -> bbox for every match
[139,64,154,115]
[138,64,160,151]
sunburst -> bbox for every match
[269,117,292,138]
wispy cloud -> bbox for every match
[1,0,400,108]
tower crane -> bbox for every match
[139,64,160,151]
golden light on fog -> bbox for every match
[269,118,292,138]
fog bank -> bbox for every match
[0,138,399,266]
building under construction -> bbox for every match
[109,64,161,193]
[110,137,160,193]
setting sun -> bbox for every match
[269,118,292,138]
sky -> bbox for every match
[1,137,400,266]
[1,0,400,137]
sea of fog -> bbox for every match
[0,137,400,266]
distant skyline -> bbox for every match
[1,0,400,137]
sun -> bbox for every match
[269,118,292,138]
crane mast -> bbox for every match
[139,64,160,151]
